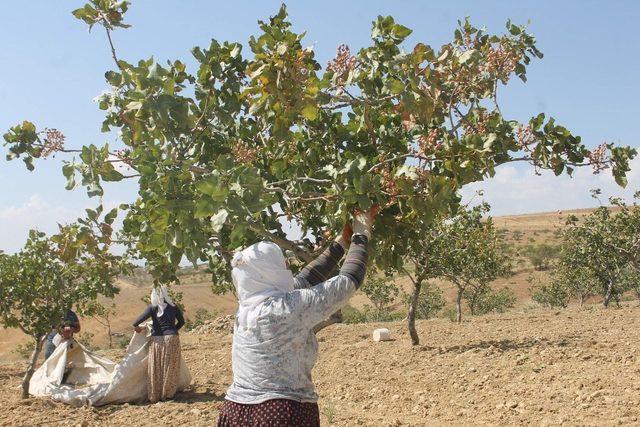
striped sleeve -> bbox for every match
[295,240,346,289]
[338,234,369,289]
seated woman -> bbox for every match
[218,208,376,427]
[44,308,81,360]
[132,285,185,403]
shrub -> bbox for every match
[523,244,559,271]
[185,308,221,331]
[466,287,517,315]
[76,331,98,351]
[529,277,569,308]
[408,285,446,320]
[116,333,132,349]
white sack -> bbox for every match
[29,330,191,406]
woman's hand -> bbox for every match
[353,205,379,239]
[134,326,144,334]
[61,326,73,339]
[340,223,353,245]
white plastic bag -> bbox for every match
[52,333,63,347]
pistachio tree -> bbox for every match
[0,209,127,398]
[3,2,635,293]
[560,198,640,307]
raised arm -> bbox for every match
[294,241,346,289]
[294,224,353,289]
[293,208,376,327]
[337,234,369,289]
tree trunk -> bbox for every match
[456,288,463,324]
[21,336,44,399]
[107,320,112,349]
[580,294,586,307]
[407,280,422,346]
[468,289,478,316]
[603,280,614,307]
[313,310,342,334]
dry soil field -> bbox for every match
[2,304,640,426]
[4,208,638,426]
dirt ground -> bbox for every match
[2,303,640,426]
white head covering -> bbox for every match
[231,241,295,330]
[150,285,175,317]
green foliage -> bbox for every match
[185,308,221,331]
[361,276,399,312]
[116,333,132,349]
[3,4,635,287]
[0,221,127,341]
[522,243,559,271]
[550,261,598,305]
[529,275,570,308]
[72,0,131,31]
[465,286,516,315]
[406,284,446,319]
[12,342,35,360]
[558,197,640,307]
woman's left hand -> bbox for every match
[340,223,353,244]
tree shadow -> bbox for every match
[174,387,225,403]
[422,334,579,354]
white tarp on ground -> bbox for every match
[28,330,191,406]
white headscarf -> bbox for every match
[231,241,295,330]
[150,285,175,317]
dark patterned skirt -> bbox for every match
[217,399,320,427]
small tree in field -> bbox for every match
[361,276,399,318]
[0,212,126,398]
[465,286,517,315]
[3,1,635,295]
[90,302,117,349]
[550,261,598,306]
[385,203,511,344]
[529,275,570,308]
[560,204,637,307]
[422,204,511,324]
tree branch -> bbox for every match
[247,222,314,263]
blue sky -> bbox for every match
[1,1,639,252]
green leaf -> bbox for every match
[301,104,318,121]
[194,198,219,218]
[104,208,118,225]
[391,23,412,40]
[387,78,404,95]
[196,174,229,201]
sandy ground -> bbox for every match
[2,303,640,426]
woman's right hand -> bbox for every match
[134,326,144,334]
